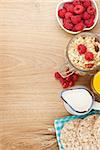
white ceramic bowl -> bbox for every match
[56,0,99,34]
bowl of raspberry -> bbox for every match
[56,0,98,34]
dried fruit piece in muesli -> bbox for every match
[85,63,94,68]
[94,45,99,53]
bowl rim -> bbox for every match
[56,0,99,34]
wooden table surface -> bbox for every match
[0,0,100,149]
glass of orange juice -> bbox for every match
[92,72,100,94]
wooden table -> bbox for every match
[0,0,100,149]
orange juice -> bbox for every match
[92,72,100,94]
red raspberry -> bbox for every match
[74,22,84,31]
[71,15,81,24]
[85,52,94,61]
[62,82,69,88]
[84,18,94,28]
[73,0,81,6]
[72,73,79,82]
[72,27,77,32]
[59,77,65,85]
[64,2,72,9]
[74,5,84,14]
[83,0,91,8]
[64,3,74,13]
[69,81,75,87]
[80,13,83,18]
[65,12,73,20]
[54,72,61,79]
[83,12,91,20]
[90,15,95,20]
[63,18,71,24]
[63,22,73,30]
[58,8,66,18]
[77,44,87,55]
[80,0,85,2]
[87,6,96,15]
[66,76,72,82]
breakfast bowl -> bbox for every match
[56,0,99,34]
[59,32,100,78]
[66,32,100,74]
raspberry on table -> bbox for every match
[71,15,82,24]
[85,52,94,61]
[54,70,79,89]
[58,8,66,18]
[69,81,75,87]
[83,12,91,20]
[87,6,96,15]
[77,44,87,55]
[74,5,84,14]
[65,12,73,20]
[66,76,72,82]
[62,82,69,88]
[63,22,73,30]
[84,18,94,28]
[74,22,84,31]
[59,77,65,85]
[54,72,61,79]
[72,73,79,82]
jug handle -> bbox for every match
[92,101,100,110]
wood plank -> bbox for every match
[0,0,100,149]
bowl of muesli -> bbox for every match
[66,32,100,75]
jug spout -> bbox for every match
[92,101,100,111]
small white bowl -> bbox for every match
[56,0,99,34]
